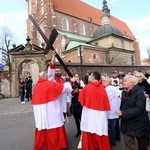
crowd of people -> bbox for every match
[19,50,150,149]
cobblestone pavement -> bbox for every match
[0,98,149,150]
[0,98,33,116]
[0,98,80,150]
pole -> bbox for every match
[131,54,134,66]
[79,45,84,79]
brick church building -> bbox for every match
[26,0,141,65]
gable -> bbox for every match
[53,0,135,40]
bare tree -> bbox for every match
[106,50,120,64]
[0,26,14,65]
[146,46,150,59]
[0,26,15,89]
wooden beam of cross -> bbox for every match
[29,15,73,77]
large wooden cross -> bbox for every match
[29,15,73,77]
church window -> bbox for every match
[41,0,44,15]
[29,0,32,14]
[62,18,69,31]
[93,54,96,59]
[79,23,85,35]
[121,40,124,48]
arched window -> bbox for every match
[41,0,44,15]
[79,23,85,35]
[62,18,69,31]
[121,40,124,48]
[91,53,100,63]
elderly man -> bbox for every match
[102,76,121,146]
[78,71,111,150]
[31,71,72,150]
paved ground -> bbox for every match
[0,98,80,150]
[0,98,149,150]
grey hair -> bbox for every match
[102,76,111,84]
[124,75,138,86]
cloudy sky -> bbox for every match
[0,0,150,63]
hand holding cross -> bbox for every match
[29,15,73,77]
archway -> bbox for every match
[10,40,46,97]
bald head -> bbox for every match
[39,71,48,80]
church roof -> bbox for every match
[92,24,124,39]
[58,30,91,42]
[65,41,96,51]
[53,0,135,40]
[58,31,104,51]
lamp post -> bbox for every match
[131,54,134,66]
[131,54,134,72]
[79,45,84,79]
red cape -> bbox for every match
[31,78,63,105]
[55,76,63,83]
[79,82,110,111]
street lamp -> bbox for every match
[78,45,84,79]
[131,54,134,66]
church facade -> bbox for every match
[27,0,140,65]
[26,0,141,65]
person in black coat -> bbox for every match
[116,75,150,150]
[71,75,83,138]
[25,76,33,101]
[19,78,26,104]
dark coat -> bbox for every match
[71,81,83,114]
[19,81,25,95]
[120,85,150,137]
[138,79,150,96]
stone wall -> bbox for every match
[1,64,150,98]
[0,71,10,98]
[56,63,150,78]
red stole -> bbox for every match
[31,78,63,105]
[79,82,110,111]
[55,76,63,83]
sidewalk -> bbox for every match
[0,98,33,116]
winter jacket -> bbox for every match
[120,85,150,137]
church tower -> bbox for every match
[101,0,110,25]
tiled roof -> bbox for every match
[53,0,135,39]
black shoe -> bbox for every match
[74,131,81,137]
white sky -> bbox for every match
[0,0,150,60]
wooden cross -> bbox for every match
[29,15,73,77]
